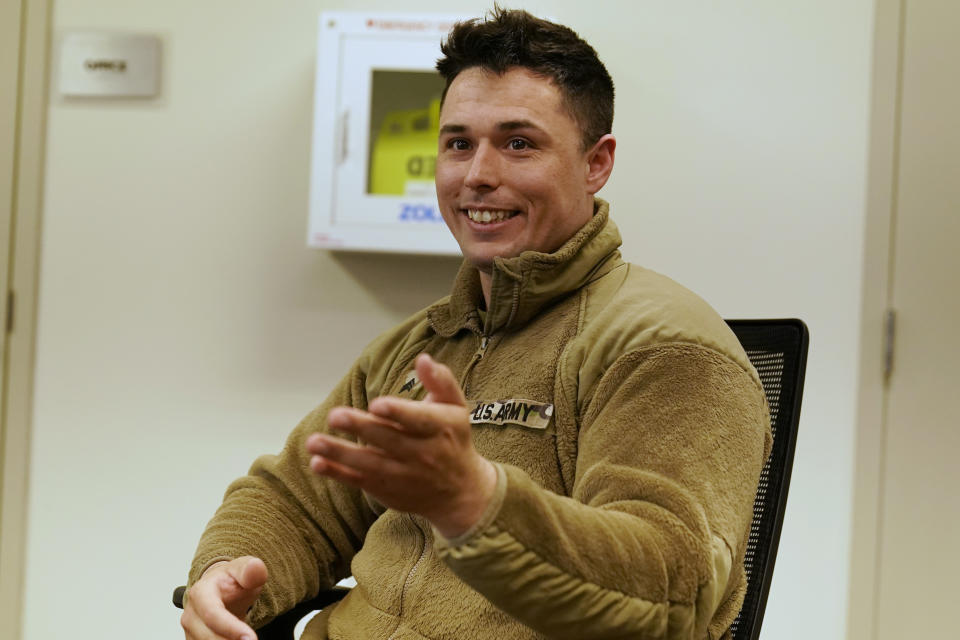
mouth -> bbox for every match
[462,208,520,224]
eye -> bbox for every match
[446,138,471,151]
[508,138,530,151]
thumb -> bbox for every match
[223,556,268,619]
[416,354,465,406]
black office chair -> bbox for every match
[175,318,808,640]
[725,319,807,640]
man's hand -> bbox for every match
[180,556,267,640]
[306,353,497,538]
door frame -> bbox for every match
[848,0,904,638]
[0,0,51,637]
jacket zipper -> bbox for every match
[387,335,489,638]
[458,333,490,391]
[387,515,431,640]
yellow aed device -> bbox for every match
[370,98,441,196]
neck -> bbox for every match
[478,269,492,309]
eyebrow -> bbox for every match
[439,124,467,135]
[498,120,543,133]
[438,120,546,136]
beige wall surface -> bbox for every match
[23,1,873,639]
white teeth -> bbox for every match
[466,209,514,223]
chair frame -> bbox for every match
[725,319,808,640]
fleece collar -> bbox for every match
[428,198,623,338]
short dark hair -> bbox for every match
[436,7,614,150]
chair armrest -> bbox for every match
[173,585,186,608]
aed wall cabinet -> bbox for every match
[308,12,470,255]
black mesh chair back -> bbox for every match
[175,319,808,640]
[725,319,809,640]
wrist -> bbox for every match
[431,458,498,538]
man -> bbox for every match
[181,8,769,640]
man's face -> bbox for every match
[435,67,600,273]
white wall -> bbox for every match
[23,1,873,639]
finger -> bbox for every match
[186,581,258,640]
[329,403,436,440]
[322,410,413,452]
[181,606,224,640]
[222,557,266,615]
[368,396,468,437]
[205,557,263,627]
[231,557,268,592]
[182,607,254,640]
[309,452,365,486]
[308,434,390,477]
[326,407,403,439]
[415,354,466,405]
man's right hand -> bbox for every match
[180,556,267,640]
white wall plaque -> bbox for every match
[58,32,160,97]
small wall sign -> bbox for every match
[59,32,160,97]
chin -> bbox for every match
[463,252,496,273]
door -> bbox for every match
[1,0,49,638]
[0,0,23,635]
[0,0,20,383]
[874,1,960,638]
[0,0,24,545]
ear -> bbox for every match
[584,134,616,194]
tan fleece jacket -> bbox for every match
[188,200,770,640]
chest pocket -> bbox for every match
[468,396,563,494]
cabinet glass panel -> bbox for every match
[335,36,445,226]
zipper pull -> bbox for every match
[475,335,490,361]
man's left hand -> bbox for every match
[306,353,497,538]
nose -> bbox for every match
[463,141,500,191]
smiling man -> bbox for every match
[182,9,770,640]
[434,63,614,302]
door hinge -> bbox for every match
[5,290,13,334]
[883,308,896,381]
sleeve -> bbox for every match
[435,343,771,640]
[186,362,380,629]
